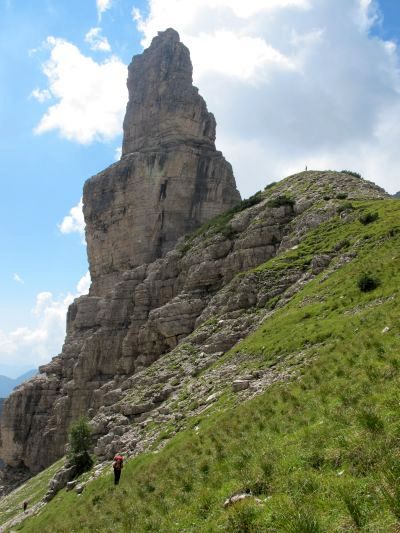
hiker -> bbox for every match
[112,454,124,485]
[23,500,28,513]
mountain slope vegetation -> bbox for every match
[8,196,400,532]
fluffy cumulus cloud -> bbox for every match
[133,0,400,195]
[0,272,91,375]
[85,27,111,52]
[34,37,127,143]
[59,198,85,237]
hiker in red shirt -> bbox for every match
[113,454,124,485]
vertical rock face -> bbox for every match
[122,28,216,153]
[85,28,240,294]
[0,29,240,473]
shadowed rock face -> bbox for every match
[0,28,240,473]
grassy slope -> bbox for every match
[14,199,400,532]
[0,459,63,527]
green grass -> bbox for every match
[13,199,400,532]
[0,459,63,527]
[179,190,265,252]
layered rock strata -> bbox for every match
[0,28,240,473]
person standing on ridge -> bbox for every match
[113,454,124,485]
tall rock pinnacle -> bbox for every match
[122,28,216,154]
[84,28,240,294]
[0,29,240,473]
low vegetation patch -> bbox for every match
[337,201,353,213]
[341,170,362,179]
[359,211,379,225]
[180,190,265,252]
[267,194,295,208]
[335,192,348,200]
[357,272,380,292]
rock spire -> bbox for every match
[122,28,216,154]
[84,28,240,294]
[0,29,240,473]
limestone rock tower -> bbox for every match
[84,28,240,294]
[0,29,240,473]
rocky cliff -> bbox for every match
[0,28,239,474]
[0,29,389,481]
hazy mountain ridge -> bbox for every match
[0,370,36,398]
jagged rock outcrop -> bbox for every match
[0,28,239,474]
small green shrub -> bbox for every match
[341,170,362,179]
[267,194,295,208]
[337,201,353,213]
[68,417,93,475]
[357,273,380,292]
[235,190,264,211]
[359,212,379,225]
[336,192,348,200]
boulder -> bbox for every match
[232,380,250,392]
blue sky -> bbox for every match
[0,0,399,377]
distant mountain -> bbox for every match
[0,369,37,398]
[394,191,400,198]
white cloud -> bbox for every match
[0,291,73,370]
[85,27,111,52]
[76,271,91,295]
[0,273,91,374]
[30,88,52,103]
[59,198,85,240]
[114,146,122,160]
[356,0,382,31]
[13,273,24,284]
[133,0,400,195]
[97,0,112,19]
[34,36,127,143]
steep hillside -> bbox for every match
[4,190,400,532]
